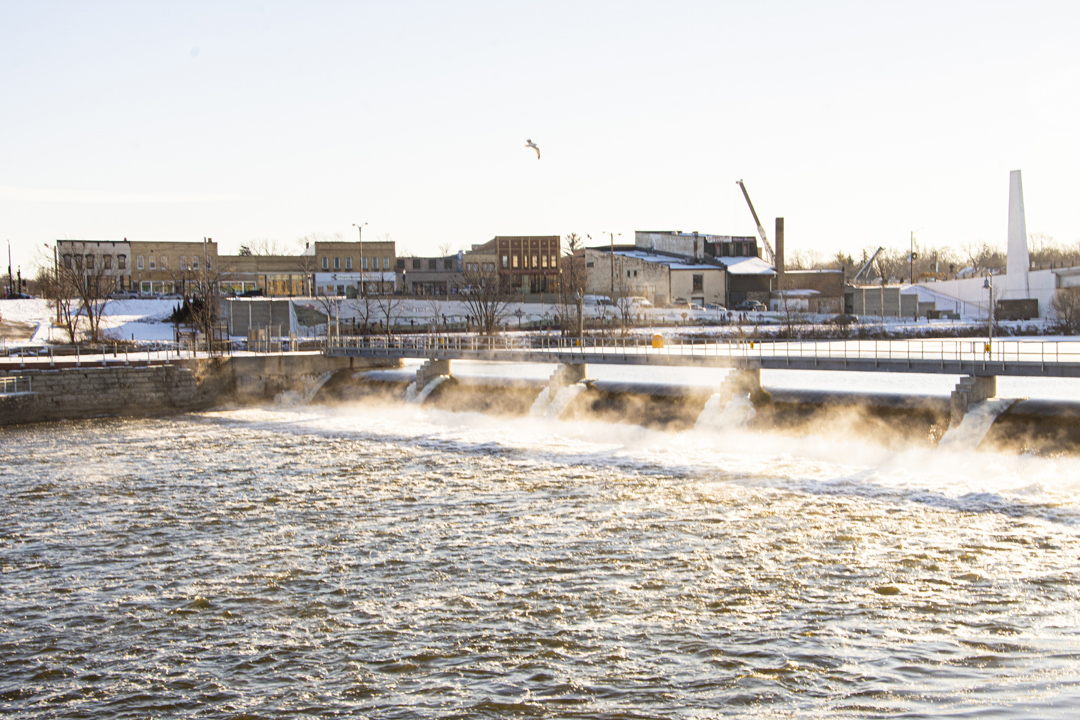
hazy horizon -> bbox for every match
[3,1,1078,275]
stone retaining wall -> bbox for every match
[0,354,399,426]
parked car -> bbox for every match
[705,303,727,312]
[735,300,767,312]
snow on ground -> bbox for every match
[0,295,1057,348]
[4,297,1079,401]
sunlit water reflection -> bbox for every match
[2,402,1079,718]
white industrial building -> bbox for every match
[911,170,1074,320]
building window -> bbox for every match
[532,255,538,269]
[160,255,168,269]
[383,256,389,270]
[512,255,519,269]
[180,256,187,271]
[137,256,144,270]
[345,257,352,270]
[321,257,329,270]
[412,258,421,270]
[542,254,548,269]
[149,256,156,270]
[428,258,437,270]
[62,254,72,269]
[334,257,341,270]
[692,274,703,292]
[502,255,509,269]
[483,262,495,272]
[466,262,479,272]
[85,254,94,269]
[551,255,557,268]
[103,254,112,269]
[117,255,126,270]
[191,256,199,271]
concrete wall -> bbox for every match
[670,268,725,306]
[584,249,671,304]
[0,365,221,426]
[0,354,399,427]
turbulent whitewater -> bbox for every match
[2,403,1079,719]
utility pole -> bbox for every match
[353,223,367,297]
[606,231,620,298]
[909,231,917,284]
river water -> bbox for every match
[2,396,1079,718]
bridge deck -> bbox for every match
[325,335,1080,378]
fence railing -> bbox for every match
[324,333,1080,371]
[0,374,32,394]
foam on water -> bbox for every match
[6,402,1080,718]
[216,400,1080,520]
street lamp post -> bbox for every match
[606,231,621,299]
[352,223,368,297]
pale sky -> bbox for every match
[3,0,1078,276]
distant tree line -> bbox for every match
[784,233,1080,285]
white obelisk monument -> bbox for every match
[1005,169,1030,299]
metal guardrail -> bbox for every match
[323,334,1080,377]
[0,374,32,394]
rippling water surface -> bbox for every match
[2,401,1079,719]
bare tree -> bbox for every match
[52,242,116,343]
[348,295,375,334]
[558,233,586,336]
[460,266,512,335]
[373,294,404,337]
[1049,287,1080,334]
[246,238,289,256]
[961,241,1005,274]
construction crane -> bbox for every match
[735,179,775,264]
[853,247,885,284]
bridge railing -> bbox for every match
[325,333,1080,367]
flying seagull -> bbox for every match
[525,139,540,159]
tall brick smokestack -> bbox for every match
[774,217,785,288]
